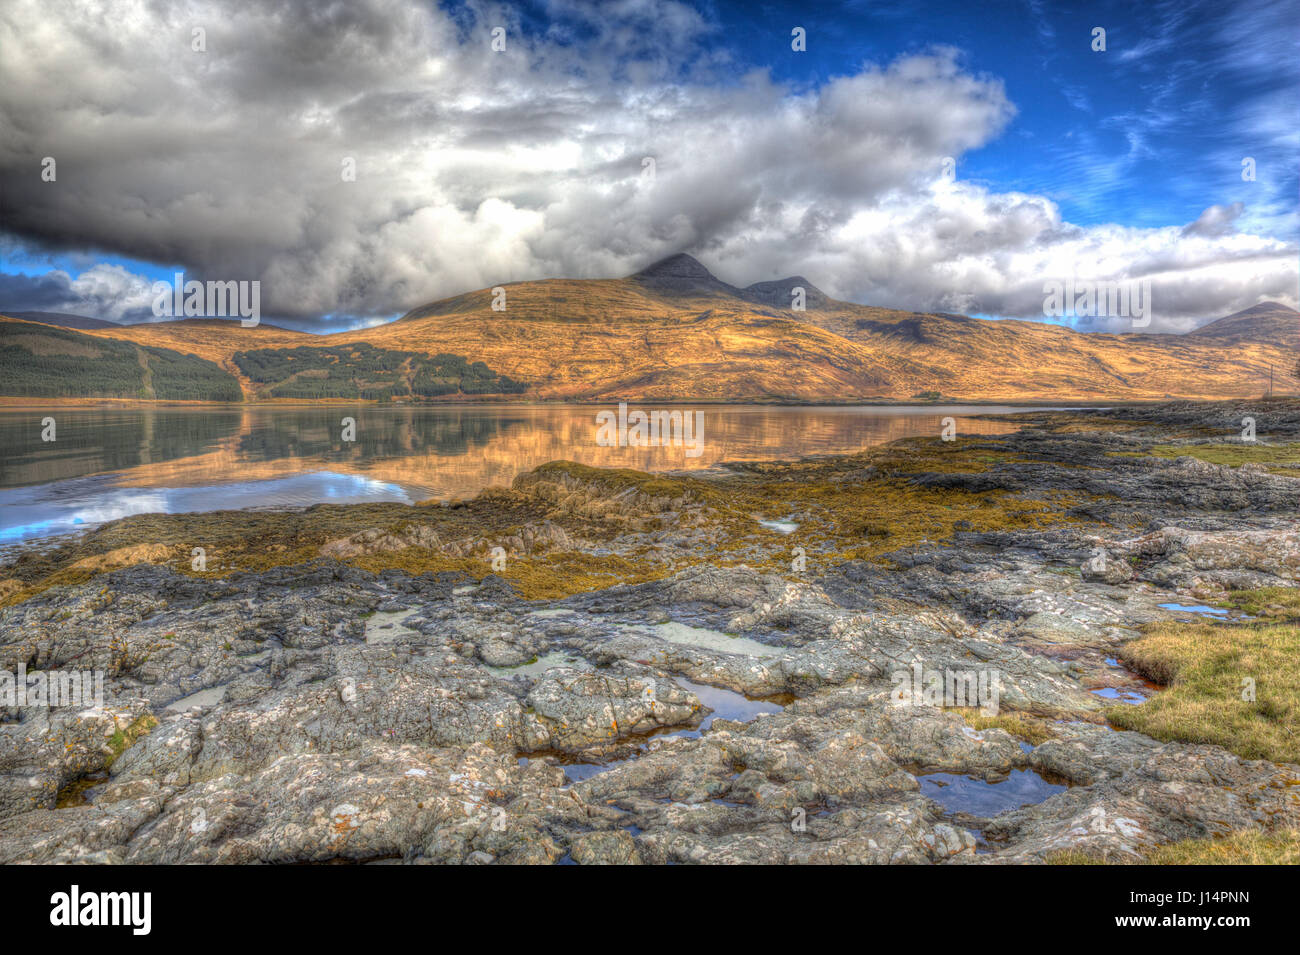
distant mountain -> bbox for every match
[740,276,832,310]
[1188,302,1299,344]
[3,260,1295,402]
[631,253,742,298]
[361,254,1296,401]
[0,309,118,330]
[631,253,834,309]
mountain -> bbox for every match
[631,253,834,308]
[0,310,119,330]
[631,252,742,298]
[3,258,1296,402]
[357,255,1297,401]
[1188,302,1299,344]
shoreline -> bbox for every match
[0,396,1245,410]
[1,398,1297,864]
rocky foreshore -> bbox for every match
[1,399,1298,864]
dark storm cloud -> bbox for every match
[0,271,76,311]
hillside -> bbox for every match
[358,269,928,401]
[232,342,526,400]
[3,257,1296,402]
[0,316,242,400]
[1188,302,1300,344]
[2,317,527,402]
[0,310,119,330]
[84,318,313,396]
[355,255,1296,401]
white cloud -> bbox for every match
[0,0,1294,332]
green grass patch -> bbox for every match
[0,322,241,400]
[1107,621,1300,763]
[233,342,525,399]
[1216,587,1300,623]
[105,714,159,769]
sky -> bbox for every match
[0,0,1296,333]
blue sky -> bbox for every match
[475,0,1299,232]
[0,0,1295,331]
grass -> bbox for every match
[957,709,1055,746]
[104,713,159,769]
[1216,586,1300,623]
[704,437,1099,576]
[0,497,552,607]
[1049,828,1300,865]
[1112,442,1300,474]
[726,484,1088,569]
[526,460,719,503]
[1107,621,1300,764]
[1042,417,1146,435]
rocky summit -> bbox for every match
[1,400,1298,864]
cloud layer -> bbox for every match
[0,0,1295,331]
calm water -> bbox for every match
[919,769,1067,816]
[0,404,1047,550]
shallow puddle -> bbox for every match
[55,771,108,808]
[485,650,588,678]
[642,621,782,657]
[675,678,789,732]
[1098,656,1163,703]
[758,519,799,535]
[364,608,420,645]
[919,768,1067,817]
[547,678,789,784]
[524,608,578,619]
[165,684,227,712]
[1090,686,1149,705]
[561,758,635,784]
[1157,602,1249,620]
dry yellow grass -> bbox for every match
[1050,828,1300,865]
[958,709,1055,746]
[1108,621,1300,764]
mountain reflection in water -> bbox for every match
[0,404,1042,548]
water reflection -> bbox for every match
[0,471,411,547]
[919,769,1067,816]
[0,403,1047,547]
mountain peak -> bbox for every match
[630,253,738,297]
[633,253,715,281]
[742,275,830,309]
[1223,300,1298,318]
[1189,300,1300,343]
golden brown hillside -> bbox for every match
[342,254,1295,401]
[10,256,1295,402]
